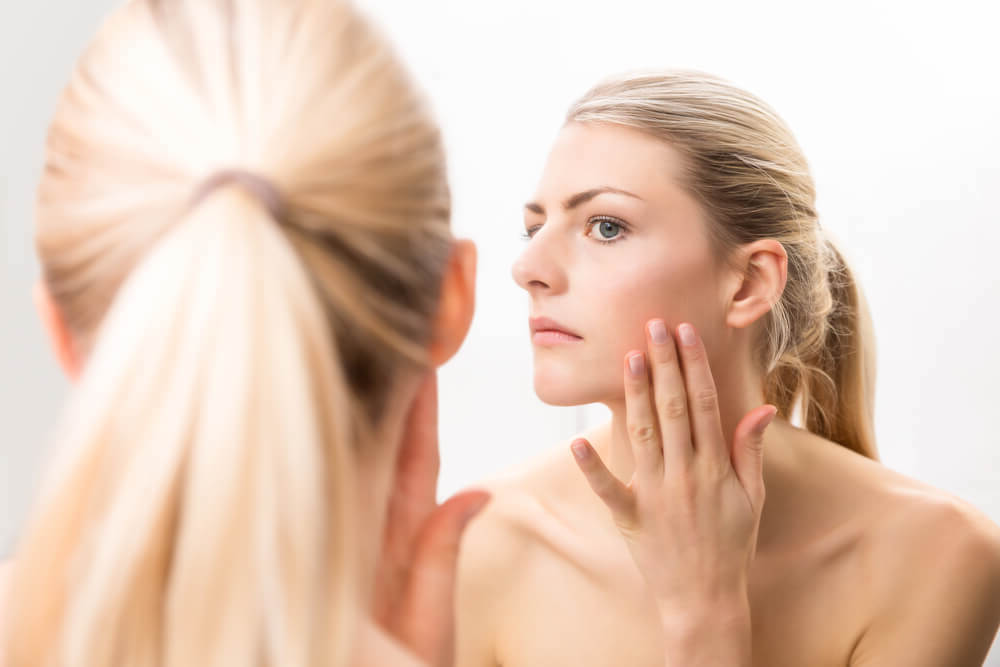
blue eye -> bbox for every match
[586,216,627,244]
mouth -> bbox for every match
[529,316,583,345]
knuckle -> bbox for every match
[628,422,657,445]
[659,395,688,420]
[693,387,718,413]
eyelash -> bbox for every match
[521,216,630,245]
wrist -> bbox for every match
[659,596,752,666]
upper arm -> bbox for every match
[850,502,1000,666]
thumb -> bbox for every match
[393,489,491,667]
[731,405,777,514]
[571,438,635,524]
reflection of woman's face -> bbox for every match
[513,121,729,406]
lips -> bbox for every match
[529,316,582,340]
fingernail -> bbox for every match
[678,323,696,347]
[571,440,589,461]
[648,320,668,344]
[628,353,645,376]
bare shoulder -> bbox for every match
[805,438,1000,664]
[865,468,1000,597]
[821,439,1000,557]
[876,460,1000,582]
[803,431,1000,565]
[458,439,584,584]
[456,441,585,667]
[794,427,997,535]
[852,484,1000,664]
[785,431,1000,663]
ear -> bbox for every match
[33,279,82,382]
[428,239,477,367]
[724,240,788,330]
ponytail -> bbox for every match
[5,190,358,666]
[760,234,878,459]
[803,237,878,459]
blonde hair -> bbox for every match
[3,0,451,664]
[568,70,877,459]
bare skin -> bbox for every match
[458,414,1000,666]
[456,122,1000,666]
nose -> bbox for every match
[511,226,568,295]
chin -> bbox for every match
[532,366,611,407]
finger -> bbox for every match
[645,319,694,471]
[397,489,492,667]
[731,405,778,514]
[376,372,443,623]
[674,323,728,465]
[571,438,636,522]
[396,372,441,498]
[392,372,441,536]
[623,351,664,482]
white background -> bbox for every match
[2,0,999,661]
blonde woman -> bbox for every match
[0,0,490,664]
[456,72,1000,666]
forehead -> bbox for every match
[534,121,690,202]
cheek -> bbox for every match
[531,245,721,406]
[583,253,718,369]
[595,258,696,341]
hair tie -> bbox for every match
[188,169,287,221]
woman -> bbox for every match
[456,71,1000,666]
[0,0,488,664]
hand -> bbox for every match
[373,372,491,667]
[570,321,776,626]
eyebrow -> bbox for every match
[524,186,643,215]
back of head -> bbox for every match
[4,0,450,664]
[568,70,877,459]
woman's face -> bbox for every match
[513,121,730,406]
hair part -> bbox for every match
[567,70,877,459]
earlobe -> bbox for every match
[33,280,82,381]
[725,240,788,330]
[428,239,477,367]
